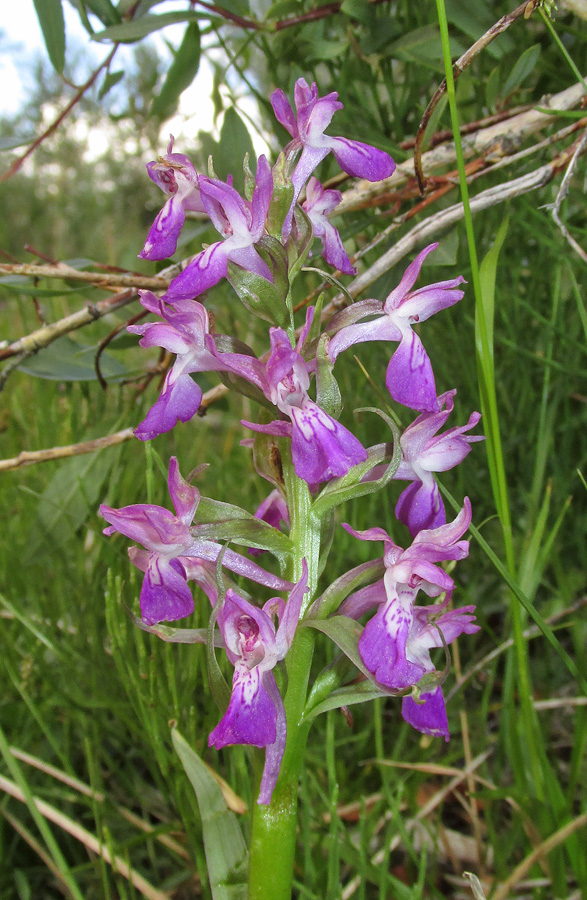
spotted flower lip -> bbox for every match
[140,137,206,261]
[209,561,308,805]
[302,177,356,275]
[242,309,368,484]
[162,155,274,303]
[100,457,293,625]
[339,500,477,739]
[327,243,466,412]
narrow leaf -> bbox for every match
[92,11,204,43]
[172,729,248,900]
[151,22,201,121]
[33,0,66,74]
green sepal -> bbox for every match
[309,558,385,619]
[266,152,295,239]
[226,262,289,328]
[315,333,342,419]
[171,729,248,900]
[287,205,314,285]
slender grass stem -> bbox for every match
[434,0,545,797]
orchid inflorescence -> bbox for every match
[100,78,483,805]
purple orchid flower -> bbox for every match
[128,290,265,440]
[302,177,356,275]
[242,309,368,484]
[393,391,483,536]
[100,457,293,625]
[249,489,290,557]
[340,499,478,739]
[271,78,395,234]
[328,243,466,412]
[163,156,274,303]
[140,137,206,261]
[209,560,308,805]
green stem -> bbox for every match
[248,452,321,899]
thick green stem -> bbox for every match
[247,451,321,899]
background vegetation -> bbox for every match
[1,0,586,897]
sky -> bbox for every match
[0,1,256,148]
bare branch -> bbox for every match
[550,126,587,263]
[0,263,170,291]
[324,141,584,316]
[0,48,118,183]
[0,429,135,473]
[336,79,587,215]
[413,1,538,193]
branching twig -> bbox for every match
[193,0,392,31]
[0,48,118,183]
[337,79,587,215]
[550,125,587,262]
[326,139,586,315]
[413,0,539,193]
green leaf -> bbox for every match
[28,447,119,555]
[172,729,248,900]
[193,518,293,558]
[214,108,256,193]
[485,66,500,113]
[17,336,128,382]
[304,680,387,722]
[92,11,204,43]
[99,69,125,100]
[310,558,385,619]
[151,22,201,121]
[85,0,121,26]
[304,616,394,686]
[33,0,66,74]
[503,44,541,98]
[0,135,35,152]
[341,0,374,24]
[312,415,401,518]
[0,275,82,297]
[315,335,342,419]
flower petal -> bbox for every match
[140,555,194,625]
[140,194,185,261]
[208,662,277,748]
[134,370,202,441]
[386,330,439,412]
[289,401,367,484]
[395,478,445,537]
[164,242,229,302]
[401,687,449,741]
[329,136,396,181]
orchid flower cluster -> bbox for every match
[100,78,483,809]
